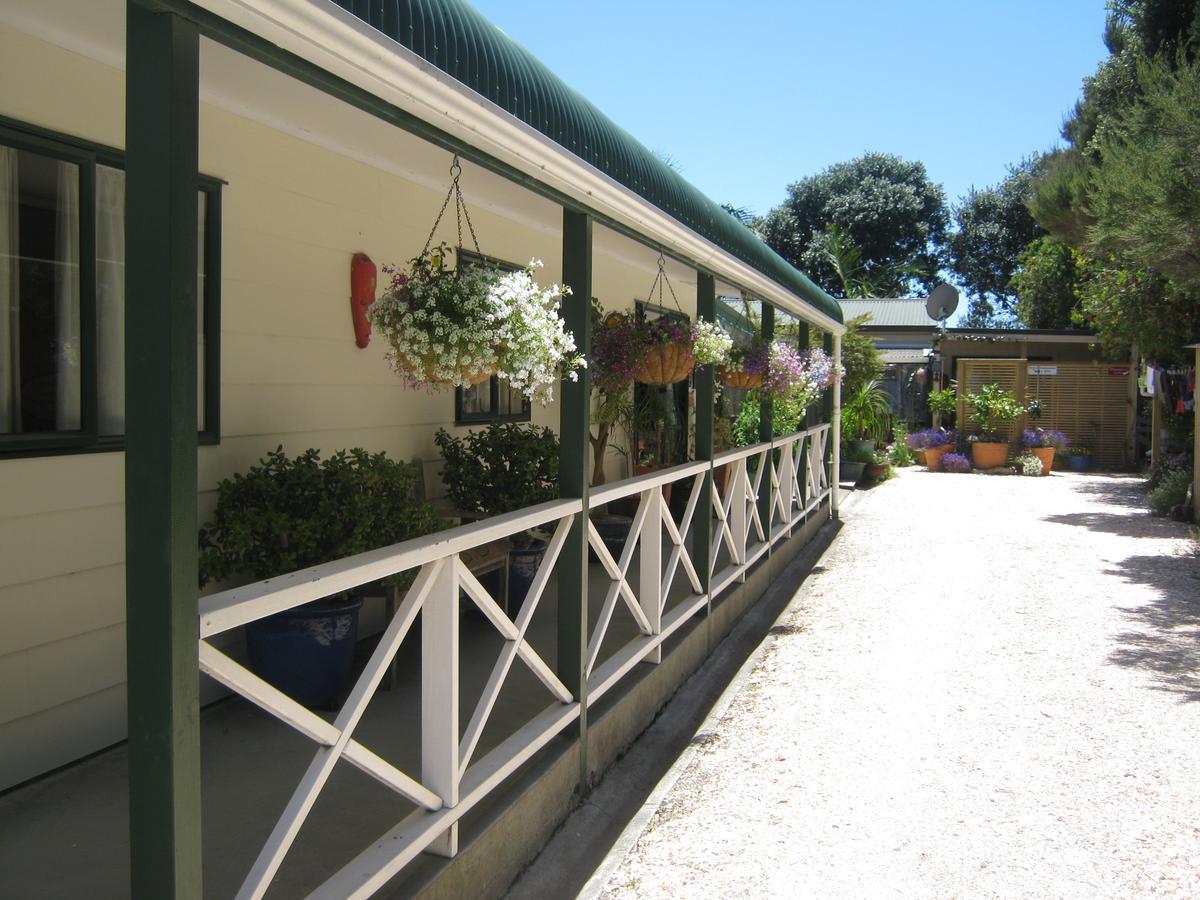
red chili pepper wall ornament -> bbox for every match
[350,252,376,348]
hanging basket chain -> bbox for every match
[421,155,483,258]
[645,251,684,316]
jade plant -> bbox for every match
[199,447,443,590]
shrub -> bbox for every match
[199,447,443,587]
[435,423,559,517]
[1022,428,1068,450]
[907,427,956,450]
[1147,469,1191,517]
[1146,451,1192,491]
[890,423,913,467]
[940,452,972,473]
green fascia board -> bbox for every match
[331,0,842,325]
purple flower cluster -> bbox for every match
[906,428,956,450]
[590,311,640,394]
[729,342,770,375]
[1021,428,1069,450]
[940,452,972,473]
[762,342,808,398]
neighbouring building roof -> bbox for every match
[331,0,842,325]
[840,299,937,329]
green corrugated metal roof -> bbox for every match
[840,299,936,329]
[330,0,842,325]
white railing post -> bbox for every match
[730,459,748,581]
[639,487,663,664]
[779,437,794,536]
[422,555,460,857]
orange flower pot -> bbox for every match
[635,343,694,385]
[924,444,952,471]
[970,441,1008,469]
[913,448,928,466]
[1030,447,1055,476]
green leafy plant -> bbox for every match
[926,386,958,430]
[890,423,914,466]
[840,378,892,443]
[435,423,559,521]
[965,382,1026,441]
[199,447,443,589]
[843,444,876,464]
[1147,468,1191,517]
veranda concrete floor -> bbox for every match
[578,469,1200,898]
[0,525,729,899]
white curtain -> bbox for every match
[54,161,80,431]
[96,165,125,434]
[0,147,18,433]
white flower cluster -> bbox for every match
[491,260,584,405]
[369,251,583,402]
[692,320,733,366]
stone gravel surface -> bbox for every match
[595,469,1200,899]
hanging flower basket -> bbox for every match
[717,367,763,390]
[635,339,696,385]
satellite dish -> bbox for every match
[925,284,959,322]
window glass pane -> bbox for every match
[94,170,208,435]
[460,381,492,417]
[0,145,81,435]
[498,381,526,416]
[96,164,124,434]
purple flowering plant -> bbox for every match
[940,452,972,473]
[1021,428,1069,450]
[906,428,956,450]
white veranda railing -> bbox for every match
[195,423,832,898]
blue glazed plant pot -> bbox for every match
[245,594,363,708]
[1068,454,1091,472]
[507,537,548,613]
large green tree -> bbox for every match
[1009,238,1080,329]
[761,153,949,298]
[946,159,1044,316]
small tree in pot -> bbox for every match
[199,447,443,707]
[965,383,1026,468]
[435,423,559,609]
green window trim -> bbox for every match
[0,115,222,459]
[453,247,531,425]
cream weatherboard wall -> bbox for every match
[0,25,692,790]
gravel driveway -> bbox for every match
[594,468,1200,899]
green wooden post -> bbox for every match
[758,302,774,537]
[559,209,592,785]
[823,331,835,482]
[124,3,202,896]
[694,274,715,629]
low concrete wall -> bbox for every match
[401,505,832,900]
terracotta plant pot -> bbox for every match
[717,367,763,390]
[635,343,694,385]
[913,448,928,466]
[924,444,952,471]
[970,441,1009,469]
[865,462,887,480]
[1030,447,1055,476]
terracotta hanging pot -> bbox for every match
[635,343,694,385]
[717,367,763,390]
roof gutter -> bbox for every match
[187,0,845,334]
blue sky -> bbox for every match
[470,0,1109,217]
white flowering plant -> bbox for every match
[369,245,583,402]
[692,320,733,366]
[490,261,584,405]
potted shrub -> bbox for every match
[199,447,443,707]
[907,427,956,470]
[840,442,874,484]
[1021,428,1068,476]
[865,448,890,481]
[964,383,1025,469]
[1067,447,1092,472]
[435,423,559,609]
[841,378,892,455]
[370,244,583,401]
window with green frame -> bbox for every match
[0,116,221,456]
[454,248,530,425]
